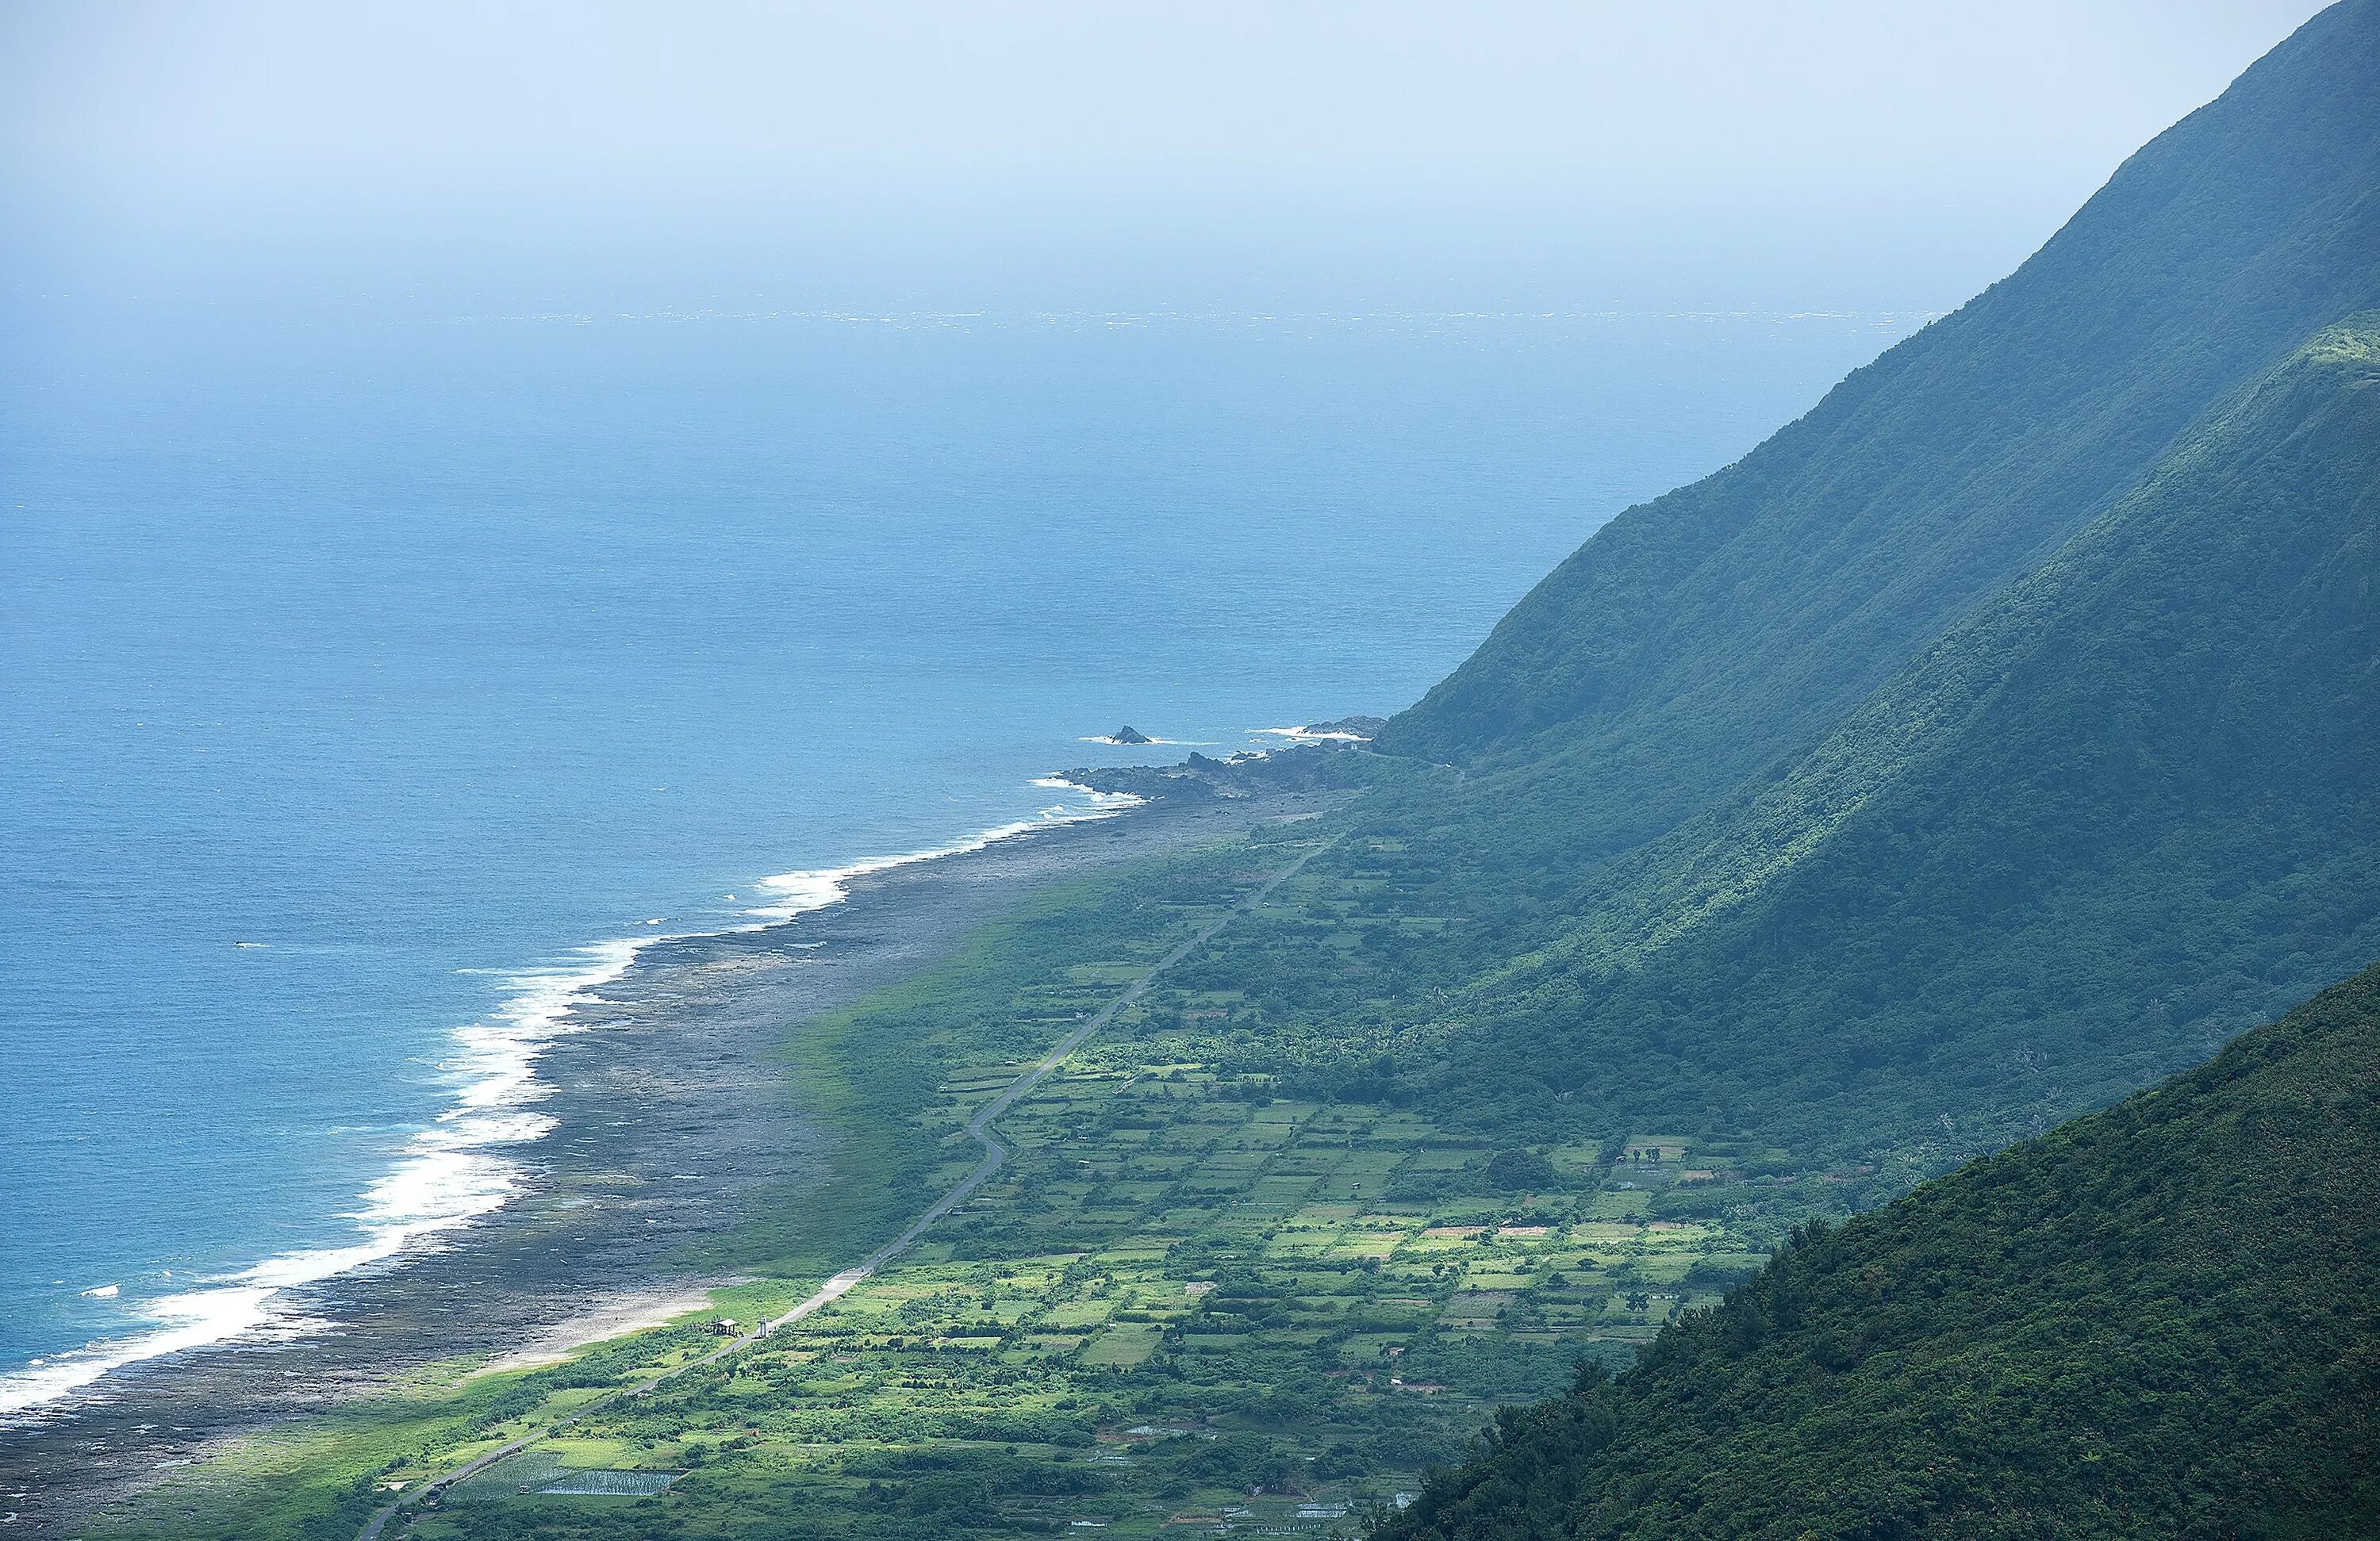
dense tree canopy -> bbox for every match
[1379,960,2380,1539]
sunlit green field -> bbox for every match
[95,821,1837,1540]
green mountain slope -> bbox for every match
[1377,0,2380,873]
[1377,959,2380,1541]
[1394,316,2380,1161]
[65,17,2380,1539]
[1079,5,2380,1179]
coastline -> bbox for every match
[0,783,1146,1424]
[0,781,1340,1539]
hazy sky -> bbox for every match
[0,1,2337,308]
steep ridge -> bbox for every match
[39,17,2380,1539]
[1377,0,2380,874]
[1408,316,2380,1160]
[1376,958,2380,1540]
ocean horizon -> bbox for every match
[0,299,1927,1415]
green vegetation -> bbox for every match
[1386,0,2380,804]
[81,8,2380,1536]
[1379,958,2380,1539]
[1039,2,2380,1196]
[1330,313,2380,1165]
[94,829,1849,1539]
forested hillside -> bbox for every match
[1150,0,2380,1176]
[1369,316,2380,1161]
[87,10,2380,1537]
[1379,0,2380,871]
[1377,958,2380,1540]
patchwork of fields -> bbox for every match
[98,822,1837,1539]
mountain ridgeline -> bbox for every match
[1186,0,2380,1177]
[1337,5,2380,1531]
[53,7,2380,1537]
[1396,314,2380,1161]
[1376,960,2380,1539]
[1382,0,2380,822]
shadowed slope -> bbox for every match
[1380,958,2380,1540]
[1380,0,2380,876]
[1415,316,2380,1159]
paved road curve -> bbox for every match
[358,830,1334,1539]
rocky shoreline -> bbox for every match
[1061,736,1380,804]
[0,781,1344,1539]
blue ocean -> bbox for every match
[0,294,1921,1412]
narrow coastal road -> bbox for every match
[359,829,1334,1539]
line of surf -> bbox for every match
[0,778,1142,1420]
[357,827,1330,1540]
[742,780,1142,921]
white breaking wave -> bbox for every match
[0,936,654,1420]
[747,780,1142,922]
[0,776,1143,1420]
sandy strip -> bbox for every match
[483,1282,739,1374]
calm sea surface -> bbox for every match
[0,299,1923,1409]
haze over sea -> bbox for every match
[0,278,1925,1413]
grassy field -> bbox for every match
[93,818,1841,1539]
